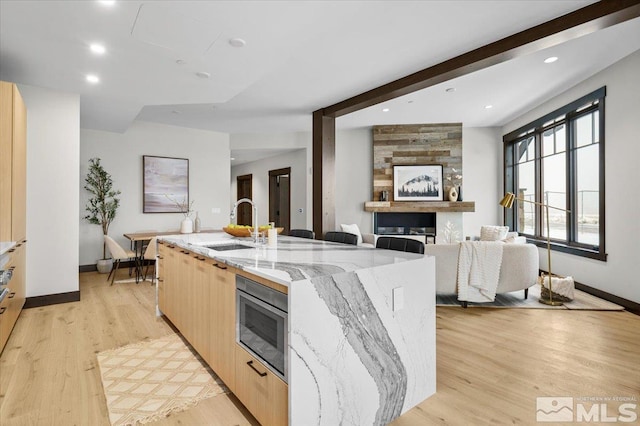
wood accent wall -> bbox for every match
[372,123,462,202]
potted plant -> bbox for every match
[84,158,121,273]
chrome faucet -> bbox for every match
[230,198,259,242]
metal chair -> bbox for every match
[104,235,140,285]
[375,236,425,254]
[324,231,358,245]
[289,229,315,239]
[141,237,157,284]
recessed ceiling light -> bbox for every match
[407,100,414,104]
[86,74,100,84]
[90,43,106,55]
[445,87,456,93]
[544,56,558,64]
[382,108,390,112]
[485,105,493,109]
[171,110,181,114]
[175,59,186,65]
[230,157,236,161]
[195,71,211,79]
[229,38,246,48]
[98,0,116,6]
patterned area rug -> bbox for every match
[97,334,228,425]
[436,284,624,310]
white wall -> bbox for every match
[231,132,312,226]
[19,84,80,297]
[80,121,230,265]
[230,148,307,229]
[461,127,503,237]
[335,128,374,234]
[502,50,640,303]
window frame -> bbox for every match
[503,87,606,261]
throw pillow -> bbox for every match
[340,223,363,245]
[502,232,526,244]
[480,225,509,241]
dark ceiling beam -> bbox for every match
[323,0,640,118]
[312,0,640,237]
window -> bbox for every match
[503,87,606,260]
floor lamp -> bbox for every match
[499,192,571,306]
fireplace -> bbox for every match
[374,212,436,239]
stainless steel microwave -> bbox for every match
[236,275,288,382]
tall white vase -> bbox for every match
[180,217,193,234]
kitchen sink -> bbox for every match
[205,243,253,251]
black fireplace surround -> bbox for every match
[373,212,436,237]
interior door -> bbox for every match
[236,174,252,226]
[269,168,291,234]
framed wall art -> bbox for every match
[393,164,443,201]
[143,155,189,213]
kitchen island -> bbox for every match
[158,232,435,426]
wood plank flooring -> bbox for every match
[1,272,638,425]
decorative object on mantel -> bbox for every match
[446,168,462,202]
[393,164,443,201]
[447,186,458,202]
[380,190,388,202]
[499,192,571,306]
[83,158,121,274]
[165,194,195,234]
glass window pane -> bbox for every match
[576,144,599,246]
[543,128,554,157]
[517,137,533,163]
[506,144,514,167]
[542,153,566,241]
[517,161,535,235]
[555,124,566,153]
[575,114,593,148]
[593,110,600,143]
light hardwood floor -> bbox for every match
[1,272,638,425]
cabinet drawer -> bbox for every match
[0,295,11,351]
[234,344,287,426]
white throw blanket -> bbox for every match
[457,241,504,303]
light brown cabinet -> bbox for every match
[0,81,27,354]
[157,243,167,310]
[208,260,236,392]
[158,242,179,322]
[158,243,288,425]
[189,253,211,362]
[234,344,288,426]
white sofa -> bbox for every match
[424,242,539,304]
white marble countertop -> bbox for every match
[0,241,17,257]
[159,231,424,287]
[159,231,436,425]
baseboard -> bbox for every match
[24,291,81,309]
[574,282,640,316]
[539,269,640,315]
[79,260,138,273]
[79,264,97,272]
